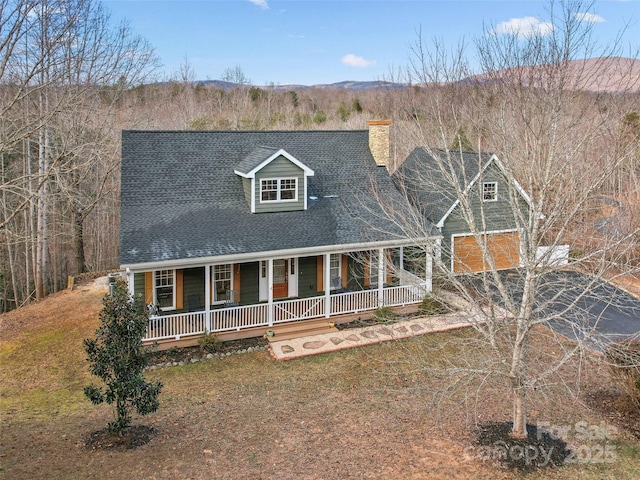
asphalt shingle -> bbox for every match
[120,130,436,266]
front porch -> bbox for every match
[143,282,429,344]
[127,246,432,345]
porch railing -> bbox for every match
[274,297,325,323]
[144,282,427,343]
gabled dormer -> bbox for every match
[234,146,315,213]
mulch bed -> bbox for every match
[85,425,157,451]
[146,336,268,365]
[475,422,572,472]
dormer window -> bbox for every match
[261,178,298,203]
[235,147,314,213]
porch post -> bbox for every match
[425,246,433,293]
[378,248,384,306]
[399,246,404,270]
[268,259,274,326]
[324,253,331,318]
[204,265,211,331]
[126,269,134,297]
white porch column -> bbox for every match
[126,269,134,297]
[267,259,274,326]
[378,248,384,306]
[399,246,404,270]
[324,253,331,318]
[204,265,211,331]
[426,246,433,293]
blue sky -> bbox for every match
[104,0,640,85]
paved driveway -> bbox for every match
[466,270,640,348]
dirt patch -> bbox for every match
[85,425,157,451]
[584,387,640,439]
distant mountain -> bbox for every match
[459,57,640,94]
[176,58,639,94]
[194,79,407,91]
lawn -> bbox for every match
[1,279,639,479]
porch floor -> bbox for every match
[268,311,475,361]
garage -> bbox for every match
[453,231,520,273]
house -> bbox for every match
[393,147,533,273]
[120,121,438,346]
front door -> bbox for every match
[273,259,289,298]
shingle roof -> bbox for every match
[234,145,280,176]
[120,130,437,267]
[393,148,494,224]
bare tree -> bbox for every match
[378,0,640,438]
[0,0,157,307]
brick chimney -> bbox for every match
[367,120,392,169]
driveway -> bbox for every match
[465,270,640,348]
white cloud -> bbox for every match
[249,0,268,10]
[491,16,554,38]
[574,12,605,23]
[341,54,377,68]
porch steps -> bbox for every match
[267,318,339,342]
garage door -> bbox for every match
[453,232,520,273]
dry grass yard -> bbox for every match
[1,279,640,479]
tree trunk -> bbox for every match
[512,379,528,438]
[73,205,86,274]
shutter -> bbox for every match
[341,254,348,288]
[363,252,370,287]
[176,270,184,310]
[144,272,153,304]
[316,256,324,292]
[233,264,241,303]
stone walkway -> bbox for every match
[268,313,478,361]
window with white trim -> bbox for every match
[260,178,297,202]
[329,254,341,289]
[482,182,498,202]
[213,264,232,302]
[155,269,175,309]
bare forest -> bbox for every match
[1,0,639,316]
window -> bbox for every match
[155,270,175,309]
[482,182,498,202]
[329,254,341,289]
[260,178,297,202]
[213,264,232,302]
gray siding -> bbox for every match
[347,256,365,291]
[254,155,305,213]
[183,267,205,310]
[298,256,318,298]
[240,262,259,305]
[242,177,251,206]
[440,163,528,269]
